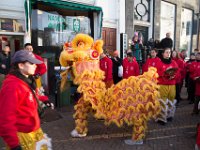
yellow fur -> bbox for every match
[59,34,160,141]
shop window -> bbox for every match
[160,1,176,42]
[0,18,25,32]
[134,0,150,21]
[180,8,193,54]
[32,10,91,47]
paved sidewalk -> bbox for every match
[1,88,200,150]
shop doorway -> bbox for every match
[0,35,24,54]
[102,27,116,56]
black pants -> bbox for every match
[176,83,181,104]
[193,96,200,114]
[187,78,195,103]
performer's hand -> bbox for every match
[1,64,6,69]
[169,75,175,80]
[11,145,22,150]
[44,101,54,109]
[194,76,200,82]
[34,73,40,79]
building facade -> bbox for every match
[126,0,199,57]
[96,0,125,56]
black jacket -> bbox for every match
[160,38,173,49]
[0,52,11,74]
[111,57,122,84]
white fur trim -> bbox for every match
[167,99,176,118]
[36,134,52,150]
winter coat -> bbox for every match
[190,61,200,96]
[0,75,41,148]
[156,59,178,85]
[0,52,11,74]
[100,56,113,82]
[142,57,161,73]
[111,56,122,84]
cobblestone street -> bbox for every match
[1,88,200,150]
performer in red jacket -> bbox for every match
[100,52,113,88]
[171,50,186,105]
[24,43,48,101]
[142,48,160,73]
[24,43,47,76]
[123,52,140,79]
[155,48,178,125]
[193,53,200,150]
[191,52,200,115]
[0,50,52,150]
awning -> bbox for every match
[31,0,102,12]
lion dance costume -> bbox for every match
[59,34,161,145]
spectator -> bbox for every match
[154,39,161,49]
[160,33,173,49]
[100,52,113,88]
[111,50,123,84]
[155,48,178,125]
[0,45,11,87]
[0,50,52,150]
[122,51,140,79]
[191,52,200,115]
[179,50,187,61]
[142,48,160,73]
[194,49,199,56]
[146,38,155,56]
[131,32,143,63]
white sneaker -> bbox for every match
[124,139,143,145]
[71,129,87,138]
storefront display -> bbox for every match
[32,10,91,47]
[0,18,25,33]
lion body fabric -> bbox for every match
[59,33,160,141]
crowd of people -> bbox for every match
[99,33,200,147]
[0,32,200,149]
[100,46,200,119]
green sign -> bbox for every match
[73,19,80,32]
[47,14,66,31]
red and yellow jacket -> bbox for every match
[156,59,178,85]
[0,75,41,148]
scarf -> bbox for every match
[161,57,171,64]
[9,70,36,91]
